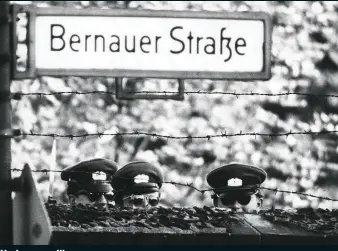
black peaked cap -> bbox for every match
[206,163,267,191]
[61,158,119,181]
[111,161,163,193]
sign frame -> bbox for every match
[15,5,272,80]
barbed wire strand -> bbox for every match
[12,90,338,98]
[12,129,338,140]
[10,168,338,202]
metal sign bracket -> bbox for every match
[115,77,185,100]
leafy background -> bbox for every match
[10,1,338,209]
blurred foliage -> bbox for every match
[10,1,338,209]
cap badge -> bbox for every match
[92,171,107,181]
[134,174,149,183]
[228,178,242,187]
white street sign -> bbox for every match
[27,8,272,80]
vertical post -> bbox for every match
[114,102,124,163]
[0,1,12,245]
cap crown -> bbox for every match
[206,163,267,189]
[61,158,119,181]
[111,161,163,192]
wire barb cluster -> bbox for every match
[10,168,338,202]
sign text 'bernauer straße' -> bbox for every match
[51,24,247,63]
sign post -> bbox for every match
[0,1,13,244]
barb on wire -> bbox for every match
[260,187,338,202]
[9,168,338,202]
[13,129,338,140]
[12,90,338,98]
[162,181,213,194]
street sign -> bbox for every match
[16,6,272,80]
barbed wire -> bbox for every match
[9,90,338,203]
[10,168,338,202]
[11,129,338,140]
[11,90,338,98]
